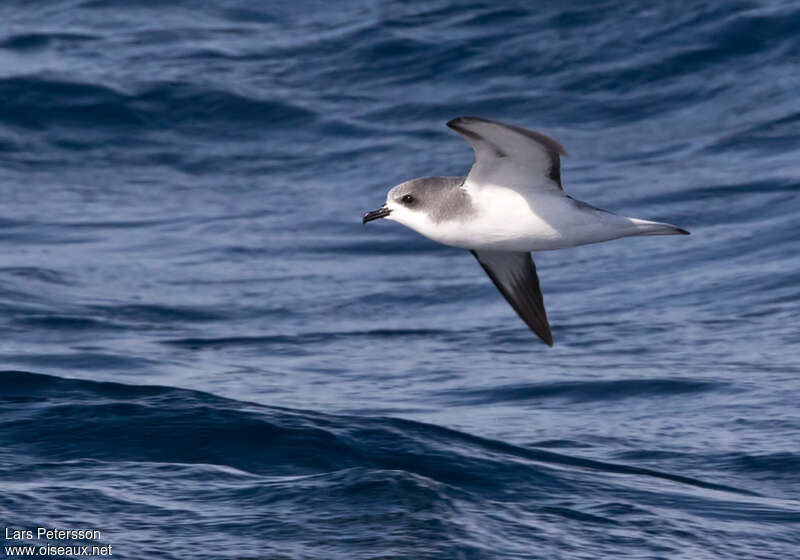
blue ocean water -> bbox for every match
[1,1,799,558]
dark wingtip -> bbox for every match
[447,116,480,130]
[676,228,691,235]
[540,326,554,347]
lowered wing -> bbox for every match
[471,249,553,346]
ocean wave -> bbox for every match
[0,370,758,494]
[3,371,797,558]
[0,77,314,133]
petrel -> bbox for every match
[363,117,689,346]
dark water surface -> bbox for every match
[1,1,799,558]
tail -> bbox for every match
[628,217,690,236]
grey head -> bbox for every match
[362,176,473,225]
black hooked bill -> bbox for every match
[362,205,391,223]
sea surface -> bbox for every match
[1,1,799,558]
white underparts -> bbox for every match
[387,187,684,252]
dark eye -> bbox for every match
[401,194,415,204]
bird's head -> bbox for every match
[361,181,429,229]
[362,177,469,237]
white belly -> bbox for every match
[422,188,637,252]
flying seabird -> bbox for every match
[363,117,689,346]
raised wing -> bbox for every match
[447,116,567,194]
[471,250,553,346]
